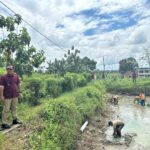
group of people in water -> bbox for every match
[108,91,146,139]
[110,91,146,106]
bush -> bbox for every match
[0,68,6,117]
[105,77,150,96]
[46,77,63,98]
[29,81,106,149]
[23,78,43,105]
[19,81,31,103]
[0,67,5,76]
[76,74,87,87]
[82,72,92,82]
[62,72,88,92]
[62,72,77,92]
[20,72,91,105]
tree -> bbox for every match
[47,46,97,75]
[81,56,97,71]
[0,14,45,76]
[47,58,67,75]
[64,46,81,73]
[119,57,139,74]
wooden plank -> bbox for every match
[0,124,21,134]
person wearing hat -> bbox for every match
[0,65,22,129]
[108,119,124,138]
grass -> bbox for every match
[0,98,53,150]
[28,81,106,149]
[105,76,150,96]
[0,81,106,150]
[17,99,50,121]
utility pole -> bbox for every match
[102,56,105,79]
[143,47,150,67]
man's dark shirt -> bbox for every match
[0,74,20,99]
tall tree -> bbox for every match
[119,57,139,74]
[0,14,45,76]
[81,56,97,71]
[47,46,97,75]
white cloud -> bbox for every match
[0,0,150,69]
[98,0,144,14]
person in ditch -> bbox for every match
[0,65,22,129]
[110,95,119,105]
[108,120,124,138]
[133,96,140,105]
[139,91,146,106]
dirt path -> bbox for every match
[77,106,108,150]
[76,94,150,150]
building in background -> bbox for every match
[138,68,150,77]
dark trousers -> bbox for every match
[133,78,136,83]
[114,98,118,105]
[115,124,124,137]
[141,100,145,106]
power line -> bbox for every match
[0,4,13,16]
[0,0,66,52]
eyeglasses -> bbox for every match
[7,68,13,70]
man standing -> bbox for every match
[132,71,137,83]
[0,65,22,129]
[108,119,124,138]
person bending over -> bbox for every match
[108,119,124,138]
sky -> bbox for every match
[0,0,150,70]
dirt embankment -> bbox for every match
[77,107,108,150]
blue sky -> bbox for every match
[0,0,150,69]
[70,8,139,35]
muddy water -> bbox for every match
[106,95,150,150]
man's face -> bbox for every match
[6,68,14,74]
